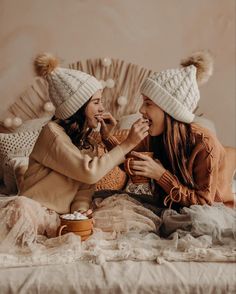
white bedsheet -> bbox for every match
[0,260,235,294]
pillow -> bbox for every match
[3,156,29,194]
[0,130,40,181]
[0,118,49,186]
[13,117,50,133]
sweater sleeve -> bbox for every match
[102,135,121,151]
[41,134,126,185]
[70,183,95,212]
[156,137,222,207]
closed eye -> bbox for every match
[92,99,100,104]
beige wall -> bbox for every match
[0,0,235,146]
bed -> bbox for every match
[0,57,235,294]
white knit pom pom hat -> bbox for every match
[140,51,213,123]
[34,53,102,119]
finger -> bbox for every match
[101,112,112,120]
[130,159,146,166]
[139,124,149,131]
[132,171,148,177]
[142,131,149,138]
[131,151,150,160]
[130,165,145,171]
[86,209,93,216]
[101,113,116,124]
[133,118,148,126]
[130,161,146,169]
[135,124,149,133]
[99,119,107,129]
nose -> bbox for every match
[98,103,105,113]
[139,104,145,115]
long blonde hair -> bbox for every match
[162,114,197,189]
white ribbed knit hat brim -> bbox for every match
[55,76,102,119]
[141,78,195,123]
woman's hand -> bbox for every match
[98,112,117,139]
[129,151,166,181]
[78,209,95,226]
[78,209,93,217]
[123,118,149,147]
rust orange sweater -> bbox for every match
[124,123,234,208]
[154,124,233,207]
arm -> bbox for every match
[103,132,150,152]
[42,135,127,185]
[156,142,221,207]
[102,135,122,151]
[33,119,149,185]
[70,183,94,213]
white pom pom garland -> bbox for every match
[3,118,13,128]
[102,57,112,67]
[43,102,55,112]
[99,80,107,89]
[117,96,128,106]
[106,78,115,89]
[12,117,22,128]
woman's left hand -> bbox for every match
[130,151,166,181]
[98,112,117,139]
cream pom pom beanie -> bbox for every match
[34,53,102,119]
[140,51,213,123]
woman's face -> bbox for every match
[139,95,165,136]
[85,90,105,128]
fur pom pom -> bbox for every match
[181,50,214,85]
[34,53,59,77]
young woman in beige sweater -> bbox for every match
[0,54,149,249]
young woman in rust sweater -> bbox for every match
[129,51,234,209]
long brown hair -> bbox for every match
[53,100,94,150]
[156,114,197,189]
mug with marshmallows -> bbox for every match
[57,211,93,241]
[124,152,154,184]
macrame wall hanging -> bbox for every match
[69,58,153,119]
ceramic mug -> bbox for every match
[124,152,154,184]
[57,217,93,241]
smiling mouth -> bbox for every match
[94,114,102,121]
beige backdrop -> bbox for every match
[0,0,235,146]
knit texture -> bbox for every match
[20,122,126,213]
[141,65,199,123]
[46,68,102,119]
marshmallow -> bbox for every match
[61,211,88,220]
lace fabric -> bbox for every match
[0,196,60,252]
[0,194,235,268]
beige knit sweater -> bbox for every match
[20,122,125,214]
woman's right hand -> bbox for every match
[120,118,149,151]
